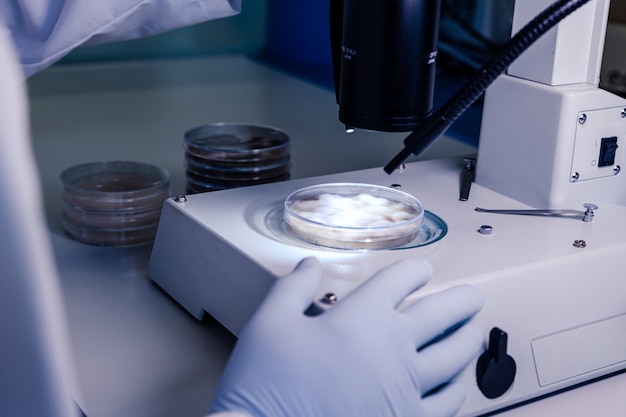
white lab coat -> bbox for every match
[1,0,241,76]
[0,23,82,417]
[0,2,247,416]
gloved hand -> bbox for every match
[210,257,484,417]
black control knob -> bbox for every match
[476,327,516,398]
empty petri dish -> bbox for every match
[60,161,170,246]
[284,183,424,250]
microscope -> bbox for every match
[149,1,626,415]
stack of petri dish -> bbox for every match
[60,161,170,246]
[183,123,291,193]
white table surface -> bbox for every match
[27,55,626,417]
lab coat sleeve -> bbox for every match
[0,0,241,77]
[0,24,81,417]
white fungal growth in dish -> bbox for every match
[289,193,417,228]
[284,186,424,249]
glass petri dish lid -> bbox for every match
[284,183,425,250]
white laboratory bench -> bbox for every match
[27,55,626,417]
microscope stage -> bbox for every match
[149,157,626,416]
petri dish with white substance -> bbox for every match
[283,183,424,250]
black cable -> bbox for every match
[384,0,593,174]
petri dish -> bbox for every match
[61,202,163,230]
[60,161,170,246]
[284,183,425,250]
[61,161,170,211]
[184,155,291,181]
[185,172,291,193]
[60,219,161,247]
[182,123,291,193]
[184,151,291,170]
[183,123,290,163]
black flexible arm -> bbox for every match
[384,0,593,174]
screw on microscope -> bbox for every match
[478,225,494,235]
[573,240,587,248]
[320,292,338,305]
[578,113,587,124]
[621,108,626,118]
[390,183,402,189]
[173,194,187,203]
[570,172,580,183]
[615,165,621,176]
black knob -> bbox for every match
[476,327,516,398]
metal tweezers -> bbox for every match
[475,203,598,222]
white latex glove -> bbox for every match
[210,257,484,417]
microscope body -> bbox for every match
[477,0,626,208]
[150,1,626,415]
